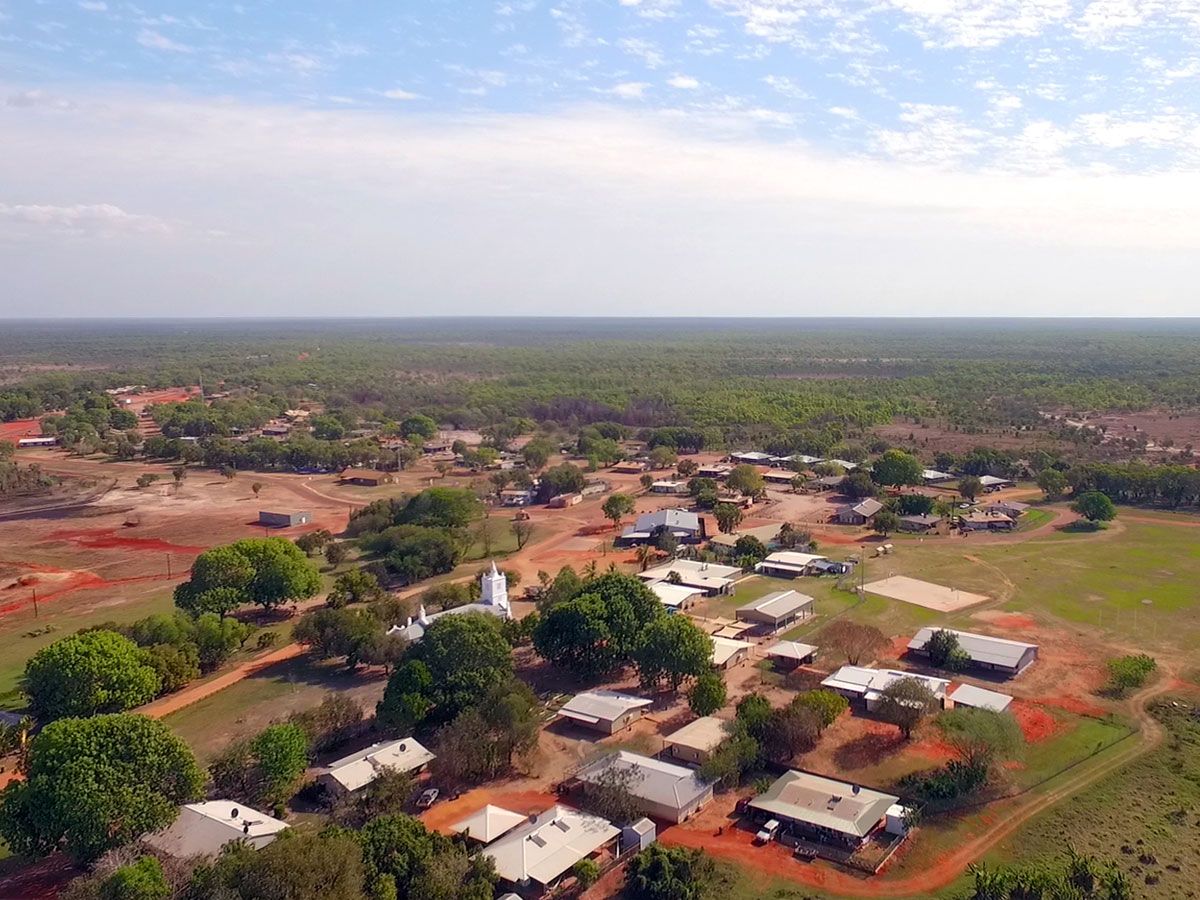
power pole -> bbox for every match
[31,586,38,619]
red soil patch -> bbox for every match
[988,613,1036,629]
[886,634,912,659]
[0,560,177,617]
[911,734,958,763]
[46,527,206,554]
[1037,695,1108,718]
[420,788,559,834]
[0,419,43,440]
[1010,700,1061,743]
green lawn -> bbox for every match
[1015,715,1132,788]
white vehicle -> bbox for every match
[755,819,781,844]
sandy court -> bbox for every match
[863,574,989,611]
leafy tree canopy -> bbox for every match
[25,630,160,721]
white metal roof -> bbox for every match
[732,451,773,461]
[765,640,819,661]
[978,475,1014,486]
[558,691,652,726]
[649,581,704,608]
[321,738,436,792]
[759,551,828,569]
[948,684,1013,712]
[820,666,950,698]
[922,469,954,481]
[482,805,619,886]
[144,801,288,858]
[632,508,701,533]
[711,635,753,667]
[748,771,898,838]
[663,716,728,754]
[452,805,530,844]
[575,751,711,814]
[737,589,814,619]
[845,498,884,517]
[908,628,1037,669]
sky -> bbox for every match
[2,0,1200,317]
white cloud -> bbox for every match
[829,105,859,120]
[0,203,173,237]
[668,74,700,89]
[608,81,650,98]
[887,0,1072,48]
[762,74,809,99]
[618,37,665,69]
[381,88,422,100]
[78,1,108,11]
[136,29,193,53]
[618,0,681,19]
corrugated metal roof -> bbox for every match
[483,805,619,886]
[144,801,288,858]
[575,751,711,813]
[908,628,1037,669]
[321,739,435,792]
[452,805,530,844]
[711,635,752,666]
[948,684,1013,712]
[821,666,949,697]
[765,640,818,661]
[748,771,898,838]
[558,691,652,725]
[738,589,814,619]
[663,716,728,754]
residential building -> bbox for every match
[339,470,394,487]
[746,771,901,849]
[736,590,814,630]
[663,716,728,765]
[556,691,652,735]
[959,511,1016,532]
[921,469,955,485]
[978,475,1016,492]
[619,509,705,546]
[820,666,950,711]
[813,475,847,491]
[764,641,819,669]
[500,489,536,507]
[258,510,311,528]
[755,551,830,578]
[637,558,740,596]
[898,514,942,533]
[907,628,1038,677]
[16,436,57,447]
[696,464,733,479]
[388,562,510,641]
[318,738,435,798]
[711,635,753,669]
[612,460,649,474]
[144,801,288,858]
[826,459,860,470]
[986,499,1030,518]
[573,752,713,824]
[650,480,690,494]
[649,581,704,612]
[452,805,531,846]
[730,451,773,464]
[947,684,1013,713]
[835,498,884,525]
[482,805,620,896]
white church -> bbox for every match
[387,561,511,642]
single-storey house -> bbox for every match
[557,691,653,734]
[711,635,753,669]
[764,470,800,485]
[317,738,435,798]
[649,581,705,612]
[986,499,1030,518]
[764,641,819,669]
[500,489,536,507]
[959,512,1016,532]
[612,460,650,474]
[835,498,884,526]
[755,551,830,578]
[820,666,950,711]
[827,459,860,471]
[921,469,955,485]
[898,514,942,533]
[258,510,311,528]
[784,454,824,467]
[574,752,713,824]
[144,801,289,858]
[813,474,847,491]
[422,439,452,454]
[260,424,291,437]
[663,716,728,765]
[548,492,582,508]
[730,451,773,465]
[619,509,705,546]
[339,470,394,487]
[638,559,741,596]
[746,771,902,850]
[908,628,1038,677]
[452,804,530,846]
[483,805,620,896]
[709,523,783,554]
[736,590,814,630]
[650,480,690,494]
[978,475,1016,492]
[947,683,1013,713]
[696,464,733,479]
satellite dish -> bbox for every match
[398,743,407,752]
[230,808,240,819]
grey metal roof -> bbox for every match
[748,771,898,838]
[558,691,652,726]
[632,508,701,533]
[738,590,814,618]
[575,751,711,813]
[908,628,1037,668]
[948,684,1013,712]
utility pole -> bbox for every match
[31,586,38,619]
[166,553,172,578]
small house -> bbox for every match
[318,738,435,798]
[820,666,950,711]
[921,469,955,485]
[482,805,620,896]
[696,464,733,479]
[618,509,705,546]
[986,499,1029,518]
[557,691,652,734]
[258,510,311,528]
[340,470,394,487]
[978,475,1015,492]
[500,489,536,507]
[746,771,901,850]
[947,683,1013,713]
[755,551,829,578]
[451,805,530,846]
[764,641,818,669]
[144,801,288,858]
[612,460,650,474]
[959,512,1015,532]
[834,498,884,525]
[663,716,728,765]
[711,635,753,669]
[898,514,942,533]
[650,480,689,494]
[637,558,740,596]
[649,581,704,612]
[573,752,712,824]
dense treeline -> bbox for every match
[1065,462,1200,507]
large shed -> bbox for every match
[258,510,311,527]
[736,590,814,630]
[908,628,1038,677]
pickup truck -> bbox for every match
[755,819,781,844]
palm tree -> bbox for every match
[635,544,657,572]
[583,560,599,580]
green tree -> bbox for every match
[697,731,758,789]
[633,616,714,691]
[324,541,350,567]
[760,703,821,763]
[141,642,200,694]
[251,724,309,809]
[538,462,587,501]
[24,630,160,721]
[687,671,727,716]
[842,470,877,499]
[958,475,983,502]
[1071,490,1117,524]
[0,714,203,861]
[1104,654,1156,695]
[375,660,433,734]
[735,692,774,741]
[572,858,600,890]
[726,464,765,497]
[713,502,743,534]
[520,438,556,470]
[871,449,924,488]
[936,707,1024,773]
[311,415,346,440]
[624,845,716,900]
[925,629,964,669]
[1036,468,1068,499]
[875,677,938,739]
[731,534,768,563]
[192,612,252,671]
[99,856,170,900]
[175,538,321,615]
[327,568,384,608]
[400,414,438,439]
[648,446,677,470]
[192,829,366,900]
[871,509,901,536]
[602,492,636,529]
[792,689,849,734]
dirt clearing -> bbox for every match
[864,575,989,612]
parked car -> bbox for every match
[755,819,781,844]
[416,788,440,809]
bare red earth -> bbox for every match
[46,527,206,554]
[1010,700,1061,742]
